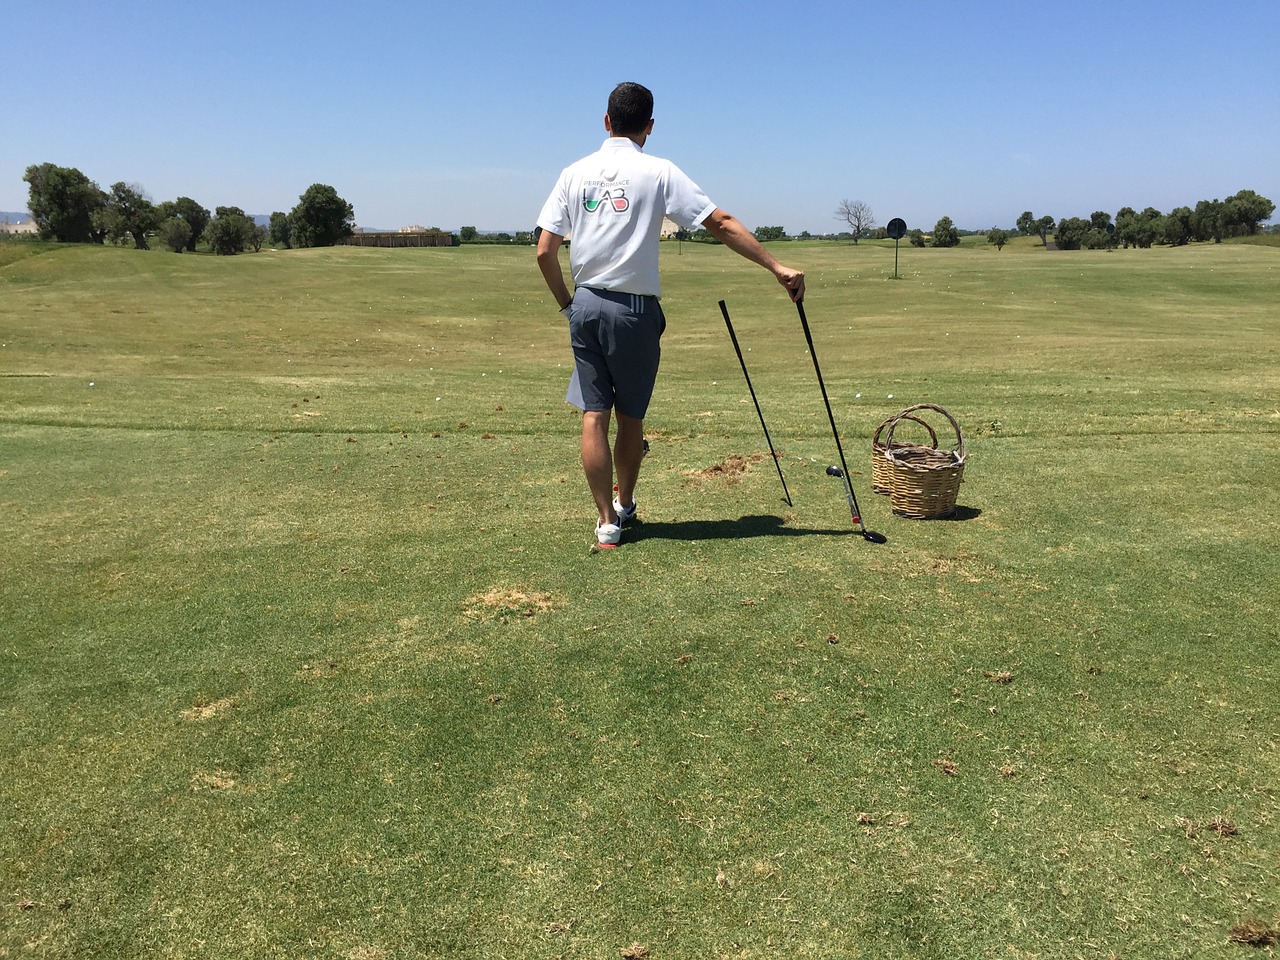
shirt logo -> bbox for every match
[582,187,629,214]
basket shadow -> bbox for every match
[627,514,857,543]
[895,504,982,521]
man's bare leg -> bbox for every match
[581,410,617,525]
[614,412,645,511]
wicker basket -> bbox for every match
[882,404,966,519]
[871,413,938,495]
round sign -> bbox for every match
[886,218,907,240]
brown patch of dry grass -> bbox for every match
[191,770,236,791]
[464,587,561,620]
[683,453,764,486]
[1176,815,1239,839]
[180,696,237,721]
[921,551,984,583]
[932,757,959,777]
[1228,919,1280,946]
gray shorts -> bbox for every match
[564,287,666,420]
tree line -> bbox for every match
[1016,190,1274,250]
[21,163,356,254]
[459,227,533,245]
[19,163,1272,256]
[829,193,1274,250]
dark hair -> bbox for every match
[607,82,653,136]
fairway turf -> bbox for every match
[2,239,1278,958]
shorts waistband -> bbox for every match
[580,286,658,301]
[578,287,660,315]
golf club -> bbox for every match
[796,300,887,544]
[718,299,792,507]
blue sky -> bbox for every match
[4,0,1277,234]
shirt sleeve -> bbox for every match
[662,161,716,230]
[536,170,573,236]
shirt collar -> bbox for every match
[602,137,644,153]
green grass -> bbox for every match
[2,239,1278,958]
[1228,232,1280,248]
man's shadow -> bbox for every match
[625,514,857,543]
[624,505,982,542]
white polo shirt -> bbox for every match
[537,138,716,298]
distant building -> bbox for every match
[0,217,38,235]
[344,228,458,248]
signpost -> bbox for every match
[886,217,907,279]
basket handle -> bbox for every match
[884,403,964,457]
[873,413,938,448]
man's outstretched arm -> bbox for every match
[701,208,805,302]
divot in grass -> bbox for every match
[298,661,341,680]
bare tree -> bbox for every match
[835,199,875,243]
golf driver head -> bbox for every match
[826,465,844,478]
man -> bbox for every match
[536,82,804,548]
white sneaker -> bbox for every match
[612,497,637,526]
[595,521,622,547]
